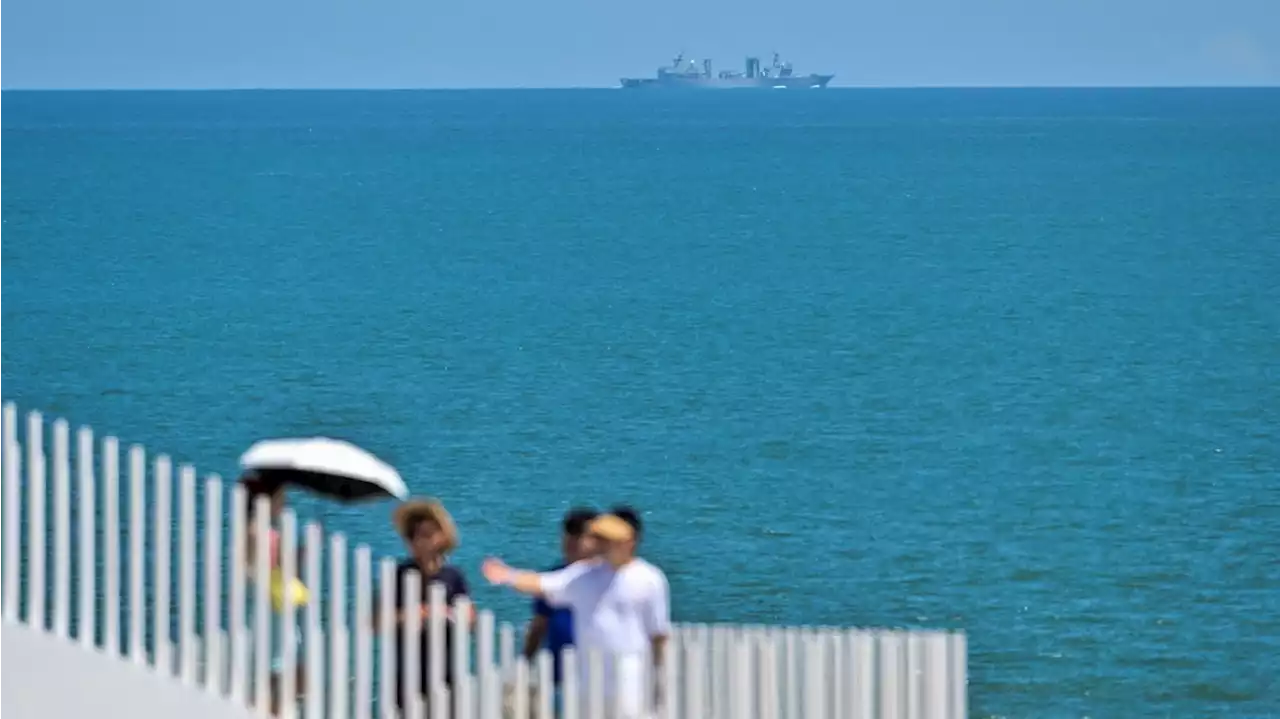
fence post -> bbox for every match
[127,444,146,664]
[101,437,120,655]
[353,546,373,719]
[76,426,96,649]
[203,475,224,695]
[2,403,20,623]
[26,411,46,632]
[51,419,71,639]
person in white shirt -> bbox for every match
[482,508,670,718]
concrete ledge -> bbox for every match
[1,621,256,719]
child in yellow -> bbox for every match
[243,474,308,715]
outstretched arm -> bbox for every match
[481,558,547,596]
[482,557,593,605]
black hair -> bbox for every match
[562,507,599,537]
[240,472,283,513]
[609,505,642,537]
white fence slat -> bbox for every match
[228,482,249,702]
[469,674,484,719]
[452,594,473,719]
[304,521,325,719]
[758,629,778,719]
[432,684,450,719]
[561,646,580,719]
[948,632,967,719]
[475,608,496,719]
[203,476,225,694]
[663,626,681,719]
[682,635,704,719]
[353,546,373,719]
[377,556,396,719]
[428,581,447,719]
[612,650,627,719]
[923,632,949,719]
[178,465,198,684]
[512,658,530,719]
[830,628,846,719]
[101,437,121,655]
[851,629,875,719]
[51,419,71,639]
[499,622,515,687]
[127,444,146,664]
[154,456,173,675]
[783,628,799,719]
[907,631,924,719]
[329,533,349,719]
[279,511,300,719]
[76,426,96,648]
[251,494,271,716]
[535,647,553,719]
[401,568,422,719]
[586,647,605,719]
[807,629,827,719]
[729,629,748,719]
[26,411,46,632]
[879,631,905,719]
[708,625,723,719]
[0,396,19,621]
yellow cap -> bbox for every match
[587,514,635,542]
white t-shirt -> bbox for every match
[539,557,670,716]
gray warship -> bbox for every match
[620,52,834,90]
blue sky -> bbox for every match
[2,0,1277,89]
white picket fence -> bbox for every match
[0,403,968,719]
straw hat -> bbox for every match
[587,513,635,543]
[392,498,459,553]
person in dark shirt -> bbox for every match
[376,498,473,715]
[521,507,598,689]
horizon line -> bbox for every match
[2,83,1279,93]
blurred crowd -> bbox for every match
[242,475,670,719]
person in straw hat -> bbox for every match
[483,507,670,719]
[376,497,473,716]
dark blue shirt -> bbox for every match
[386,561,469,707]
[532,562,575,684]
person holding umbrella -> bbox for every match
[241,473,308,716]
[238,436,409,715]
[375,498,475,716]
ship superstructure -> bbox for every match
[621,52,834,89]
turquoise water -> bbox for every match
[3,89,1279,717]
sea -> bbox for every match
[2,88,1278,718]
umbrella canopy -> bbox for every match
[239,437,409,502]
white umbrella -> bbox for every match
[239,437,409,502]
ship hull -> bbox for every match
[620,74,834,90]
